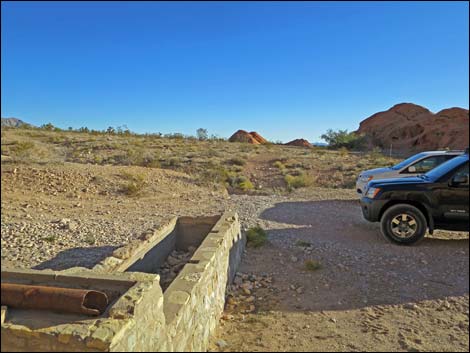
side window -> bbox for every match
[452,162,469,185]
[404,156,446,174]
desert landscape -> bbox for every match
[1,1,469,351]
[1,110,468,351]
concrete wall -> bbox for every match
[1,212,245,352]
[163,213,244,351]
[1,269,167,352]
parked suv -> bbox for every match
[356,150,463,195]
[361,151,469,245]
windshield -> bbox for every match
[424,155,468,181]
[391,153,427,170]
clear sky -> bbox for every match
[1,1,469,142]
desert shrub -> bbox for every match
[273,160,286,170]
[43,235,57,243]
[164,133,184,140]
[231,165,244,172]
[85,235,96,245]
[120,172,146,196]
[12,141,35,158]
[236,176,254,191]
[196,128,208,141]
[225,173,254,191]
[197,166,231,186]
[285,160,304,169]
[321,129,366,150]
[296,240,312,247]
[368,147,383,160]
[164,157,183,168]
[141,152,161,168]
[246,226,267,248]
[305,259,322,271]
[339,147,349,157]
[285,172,313,190]
[226,157,246,166]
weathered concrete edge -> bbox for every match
[92,217,178,273]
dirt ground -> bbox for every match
[1,154,468,351]
[209,200,469,352]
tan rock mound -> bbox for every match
[357,103,469,153]
[284,139,313,148]
[229,130,268,144]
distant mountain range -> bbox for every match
[1,117,33,128]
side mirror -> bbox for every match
[408,166,417,173]
[451,175,469,186]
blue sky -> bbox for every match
[1,1,469,142]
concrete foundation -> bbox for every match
[1,212,245,352]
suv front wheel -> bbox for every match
[380,204,427,245]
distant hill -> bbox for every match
[357,103,469,153]
[284,139,313,148]
[229,130,268,144]
[1,117,33,128]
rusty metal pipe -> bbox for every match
[1,283,108,316]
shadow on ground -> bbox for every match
[239,200,469,312]
[34,246,118,271]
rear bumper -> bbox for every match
[360,197,387,222]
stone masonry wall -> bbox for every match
[1,211,245,352]
[163,212,245,351]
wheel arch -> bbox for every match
[379,200,434,233]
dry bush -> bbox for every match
[120,172,146,196]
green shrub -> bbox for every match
[320,129,366,150]
[273,160,286,170]
[296,240,312,247]
[305,260,322,271]
[226,174,254,191]
[43,235,57,243]
[285,172,313,190]
[246,226,267,248]
[237,176,254,191]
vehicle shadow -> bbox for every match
[34,245,118,271]
[245,200,469,312]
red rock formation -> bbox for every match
[284,139,313,148]
[249,132,268,144]
[357,103,469,153]
[229,130,268,144]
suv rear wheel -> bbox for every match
[380,204,427,245]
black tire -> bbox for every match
[380,204,427,245]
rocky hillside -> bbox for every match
[357,103,469,153]
[229,130,268,144]
[1,117,31,128]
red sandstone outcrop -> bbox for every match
[229,130,268,144]
[284,139,313,148]
[357,103,469,153]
